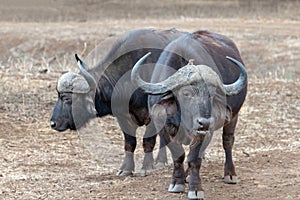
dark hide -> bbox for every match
[50,28,185,175]
[146,30,247,197]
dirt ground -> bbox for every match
[0,1,299,199]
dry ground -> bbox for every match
[0,1,300,199]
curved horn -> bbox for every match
[131,52,170,94]
[75,54,97,91]
[223,56,247,96]
[132,52,204,94]
[131,52,188,94]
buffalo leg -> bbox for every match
[116,132,137,176]
[187,135,205,199]
[167,142,185,193]
[116,117,138,176]
[141,135,156,176]
[155,126,169,167]
[222,115,238,184]
[155,136,168,168]
[141,123,157,176]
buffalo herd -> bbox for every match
[50,28,247,199]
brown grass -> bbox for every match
[0,1,300,199]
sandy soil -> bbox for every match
[0,1,299,199]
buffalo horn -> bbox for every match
[75,54,97,91]
[223,56,247,96]
[132,52,198,94]
[131,53,247,96]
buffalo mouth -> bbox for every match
[55,128,69,132]
[52,126,73,132]
[193,117,215,136]
[190,129,209,149]
[194,130,208,136]
[50,121,76,132]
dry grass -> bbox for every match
[1,41,299,199]
[1,0,300,22]
[0,2,300,198]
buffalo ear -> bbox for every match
[150,94,178,132]
[151,104,167,121]
[151,95,178,118]
[165,100,178,115]
[150,104,168,132]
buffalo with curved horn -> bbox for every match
[50,28,184,176]
[131,30,247,199]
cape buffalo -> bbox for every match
[50,28,184,176]
[131,30,247,199]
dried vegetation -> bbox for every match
[0,1,299,199]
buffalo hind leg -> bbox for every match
[139,122,157,176]
[116,132,137,176]
[155,131,169,168]
[141,136,156,176]
[223,115,238,184]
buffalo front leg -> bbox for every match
[187,134,205,200]
[167,142,186,193]
[222,116,238,184]
[116,132,137,176]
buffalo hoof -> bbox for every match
[140,169,153,177]
[132,169,153,177]
[168,184,185,193]
[223,175,238,184]
[155,161,166,169]
[188,190,204,200]
[116,170,132,176]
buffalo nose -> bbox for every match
[197,118,210,131]
[50,121,56,129]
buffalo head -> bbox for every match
[131,53,247,136]
[50,54,97,131]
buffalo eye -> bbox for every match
[61,95,72,104]
[182,89,193,97]
[181,86,198,97]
